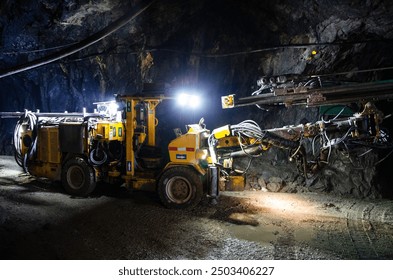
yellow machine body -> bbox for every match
[10,95,234,207]
[211,125,231,139]
[167,124,210,174]
[119,96,163,188]
[27,126,61,180]
[93,121,125,142]
[168,133,199,164]
[36,126,61,163]
[28,162,61,181]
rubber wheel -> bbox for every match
[158,167,203,209]
[61,157,96,196]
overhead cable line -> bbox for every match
[2,38,391,57]
[61,48,393,79]
[1,42,78,55]
[147,39,393,58]
[0,0,156,79]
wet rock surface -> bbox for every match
[239,142,386,198]
[1,156,392,260]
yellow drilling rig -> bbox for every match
[1,78,393,208]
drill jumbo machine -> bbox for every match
[5,94,224,209]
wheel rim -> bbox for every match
[89,149,107,166]
[165,176,193,204]
[66,165,85,190]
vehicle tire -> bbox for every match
[89,148,107,166]
[61,157,96,196]
[158,166,203,209]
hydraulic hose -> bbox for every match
[263,131,299,149]
[13,112,37,170]
[220,145,263,158]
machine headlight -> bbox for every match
[176,91,201,109]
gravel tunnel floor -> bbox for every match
[1,156,392,260]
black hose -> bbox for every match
[220,146,262,158]
[263,131,299,149]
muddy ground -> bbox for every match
[0,156,392,260]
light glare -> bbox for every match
[108,102,119,115]
[189,95,201,108]
[177,93,189,106]
[176,92,201,109]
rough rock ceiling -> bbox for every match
[0,0,392,111]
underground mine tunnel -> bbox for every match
[0,0,393,260]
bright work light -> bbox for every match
[176,91,201,109]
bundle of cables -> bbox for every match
[13,111,37,171]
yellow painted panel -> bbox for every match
[38,126,60,163]
[96,122,124,141]
[168,133,198,164]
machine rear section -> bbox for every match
[9,97,166,195]
[12,106,125,196]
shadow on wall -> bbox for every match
[0,119,14,155]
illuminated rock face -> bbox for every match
[0,0,392,197]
